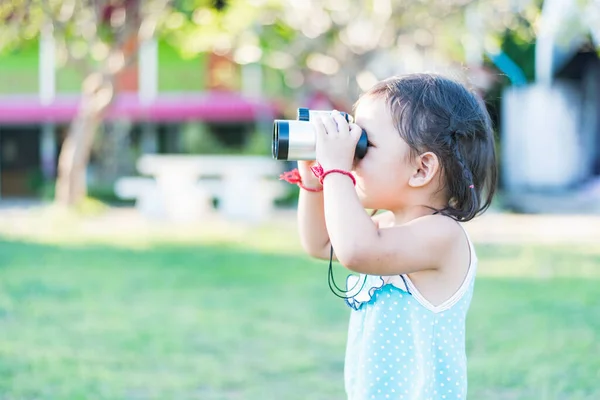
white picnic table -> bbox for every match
[115,155,286,223]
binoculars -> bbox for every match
[272,108,368,161]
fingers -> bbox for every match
[331,110,349,134]
[314,110,350,137]
[312,115,327,138]
[320,113,340,137]
[312,111,359,171]
[349,123,362,140]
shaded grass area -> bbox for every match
[0,238,599,400]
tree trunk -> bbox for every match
[54,112,99,206]
[55,75,114,207]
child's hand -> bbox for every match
[313,110,362,172]
[297,160,323,190]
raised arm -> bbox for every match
[297,158,391,262]
[322,173,456,275]
[309,110,457,275]
[296,161,330,259]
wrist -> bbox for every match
[299,174,322,188]
[312,165,356,186]
[280,168,323,192]
[298,182,324,192]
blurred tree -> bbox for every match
[2,0,595,206]
[163,0,573,108]
[0,0,175,207]
[165,0,476,106]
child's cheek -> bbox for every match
[352,165,368,182]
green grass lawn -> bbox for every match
[0,225,599,400]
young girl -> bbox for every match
[284,73,497,399]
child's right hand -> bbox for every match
[297,160,323,191]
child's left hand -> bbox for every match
[312,110,363,172]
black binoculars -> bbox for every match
[272,108,368,161]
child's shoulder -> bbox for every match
[373,210,464,234]
[374,210,469,254]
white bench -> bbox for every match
[114,176,165,219]
[114,155,287,223]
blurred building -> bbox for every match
[500,0,600,213]
[0,37,279,199]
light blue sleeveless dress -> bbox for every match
[343,232,477,400]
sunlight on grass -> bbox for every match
[0,205,302,254]
[476,244,600,279]
[0,210,599,399]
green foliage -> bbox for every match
[73,196,110,216]
[500,30,537,83]
[180,122,230,154]
[179,121,274,156]
[240,130,271,156]
[495,2,542,84]
[274,181,299,207]
[38,180,135,207]
[157,40,207,92]
[0,1,44,53]
[0,39,39,93]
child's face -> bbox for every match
[353,96,414,210]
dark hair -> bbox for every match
[357,73,497,222]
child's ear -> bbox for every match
[408,152,440,188]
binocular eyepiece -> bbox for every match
[272,107,368,161]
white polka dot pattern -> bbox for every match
[343,232,478,400]
[343,227,478,399]
[344,281,474,400]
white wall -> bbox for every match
[501,82,588,191]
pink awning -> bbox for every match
[0,92,279,124]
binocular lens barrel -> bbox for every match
[272,108,368,161]
[272,120,317,160]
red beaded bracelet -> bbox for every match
[311,164,356,186]
[279,169,323,192]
